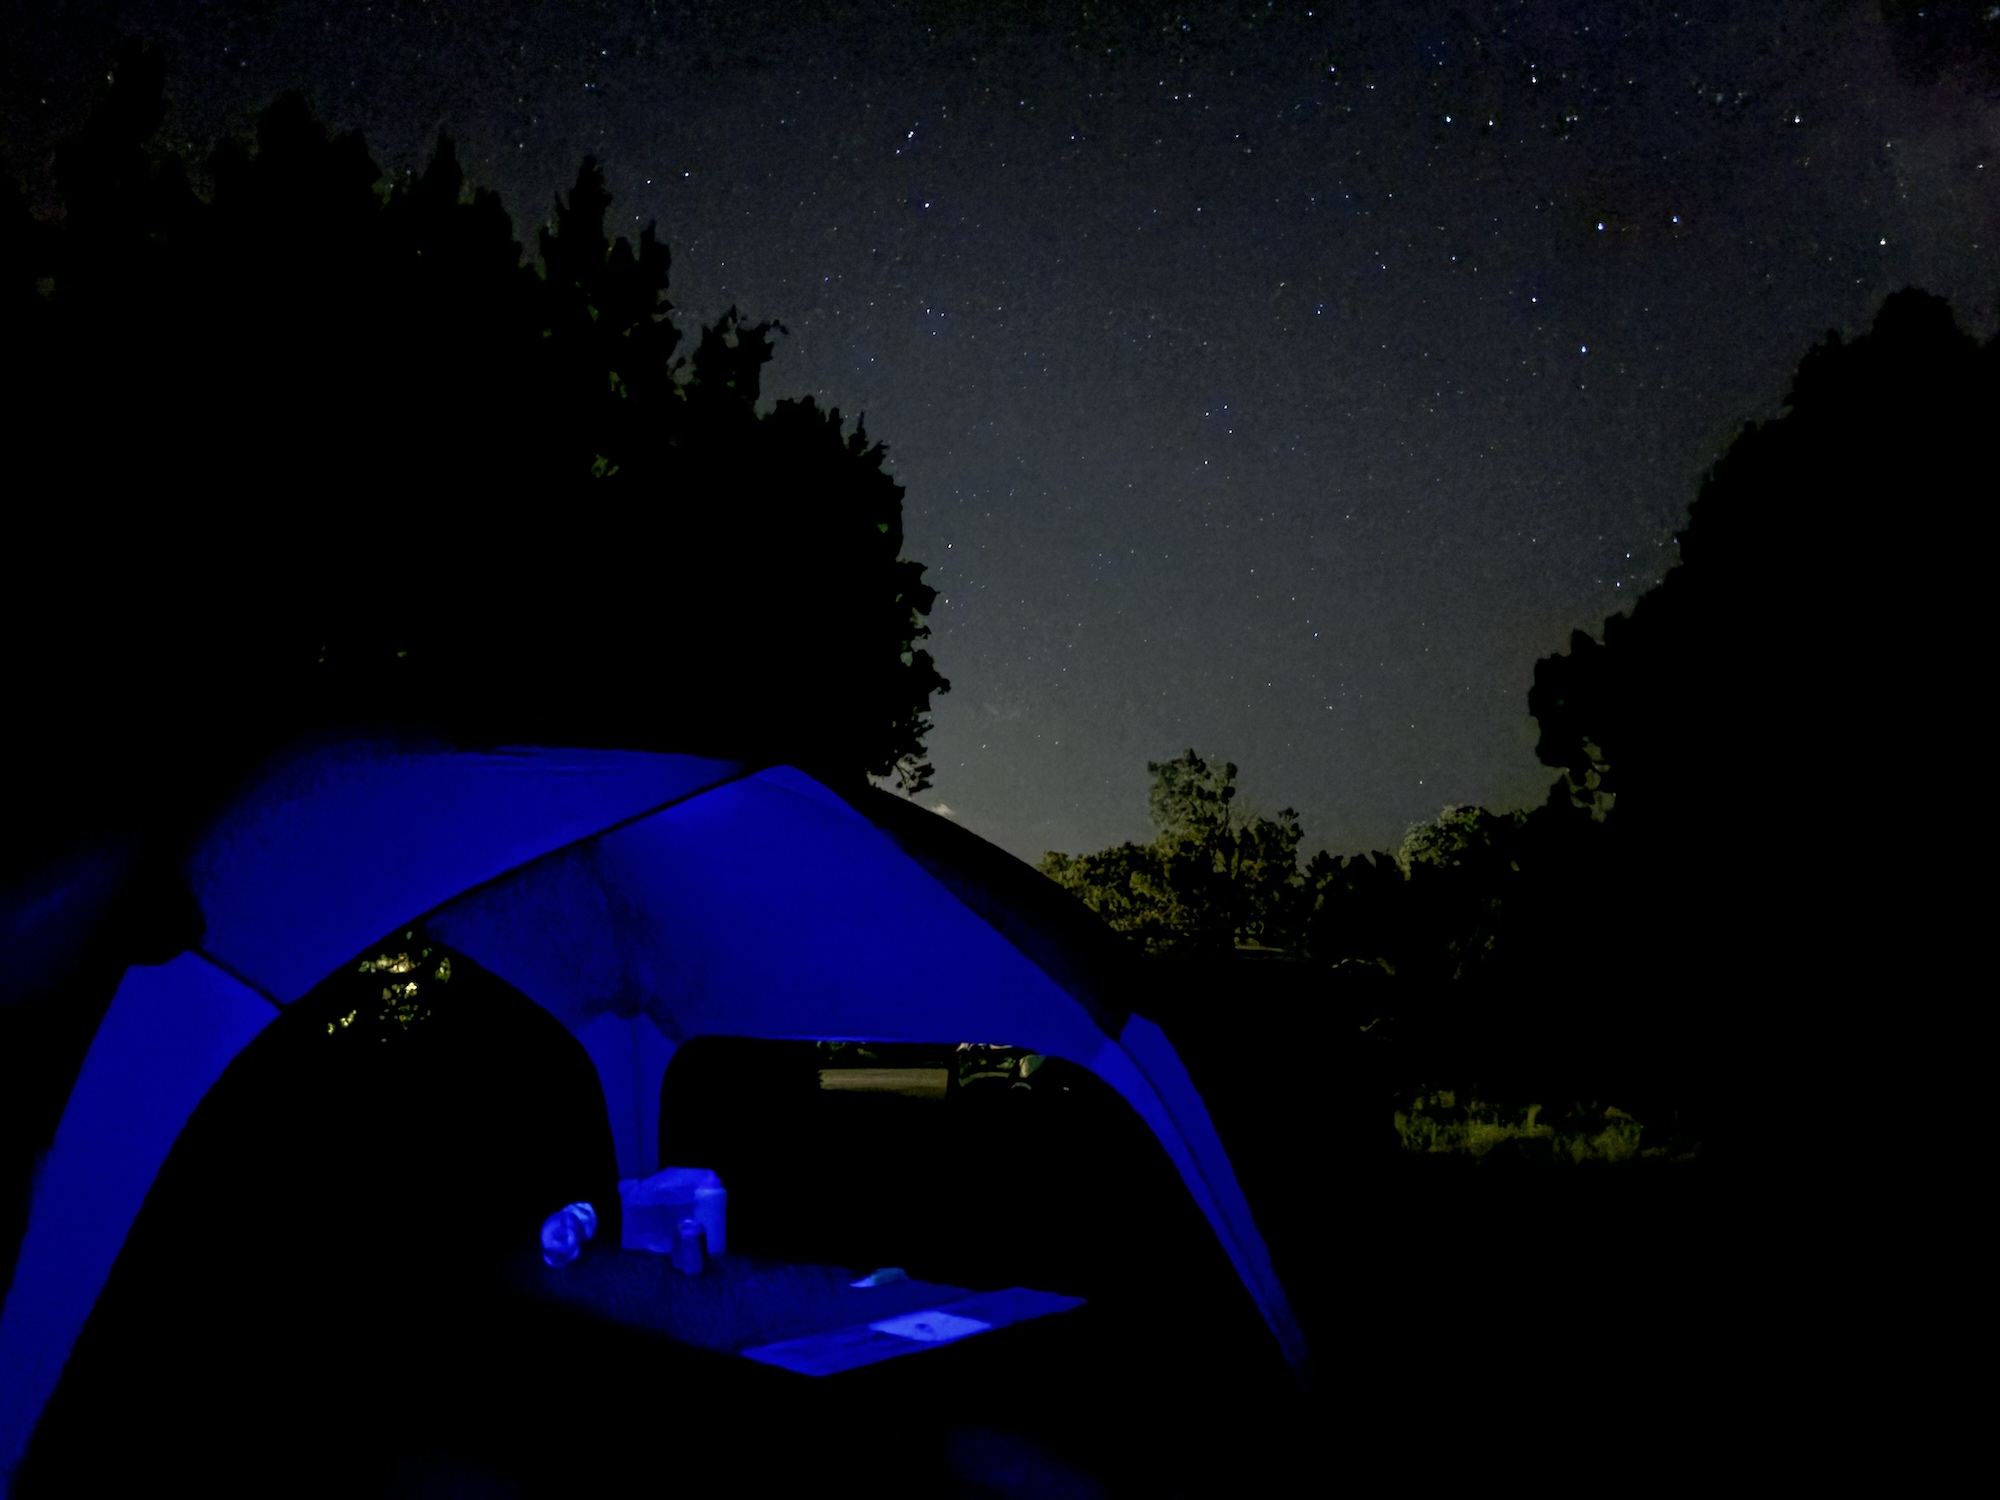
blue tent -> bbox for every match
[0,737,1307,1483]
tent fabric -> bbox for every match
[0,953,277,1483]
[423,766,1117,1100]
[0,740,1308,1489]
[571,1013,681,1183]
[843,784,1134,1039]
[189,737,748,1003]
[1086,1016,1310,1372]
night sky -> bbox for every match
[7,1,1995,863]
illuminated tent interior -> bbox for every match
[0,738,1307,1485]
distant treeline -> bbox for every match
[1044,288,1995,1128]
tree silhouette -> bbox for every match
[1516,287,1996,1118]
[1039,750,1305,953]
[0,46,955,1306]
[0,41,949,894]
[1529,288,1993,913]
[1039,288,1993,1123]
[1297,849,1413,975]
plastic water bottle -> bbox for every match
[673,1215,705,1275]
[540,1201,599,1268]
[693,1183,727,1257]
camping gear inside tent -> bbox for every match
[0,737,1309,1487]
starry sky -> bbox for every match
[7,1,1996,863]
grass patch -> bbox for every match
[1393,1089,1700,1165]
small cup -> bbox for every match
[673,1215,705,1275]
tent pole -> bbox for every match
[1086,1017,1312,1381]
[0,953,277,1492]
[571,1013,678,1182]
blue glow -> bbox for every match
[540,1202,598,1267]
[7,740,1311,1477]
[1099,1014,1310,1372]
[617,1166,722,1253]
[573,1013,680,1180]
[869,1309,993,1342]
[427,769,1112,1062]
[431,768,1302,1371]
[191,739,746,1003]
[742,1287,1085,1376]
[850,1267,908,1288]
[0,952,276,1481]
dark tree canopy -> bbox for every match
[1,42,948,892]
[1038,751,1307,954]
[1512,287,1994,1105]
[1527,287,1993,959]
[1531,289,1993,848]
[1040,288,1992,1124]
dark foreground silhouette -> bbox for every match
[12,941,1796,1495]
[1044,287,1996,1177]
[17,947,1311,1495]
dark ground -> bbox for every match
[14,953,1802,1496]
